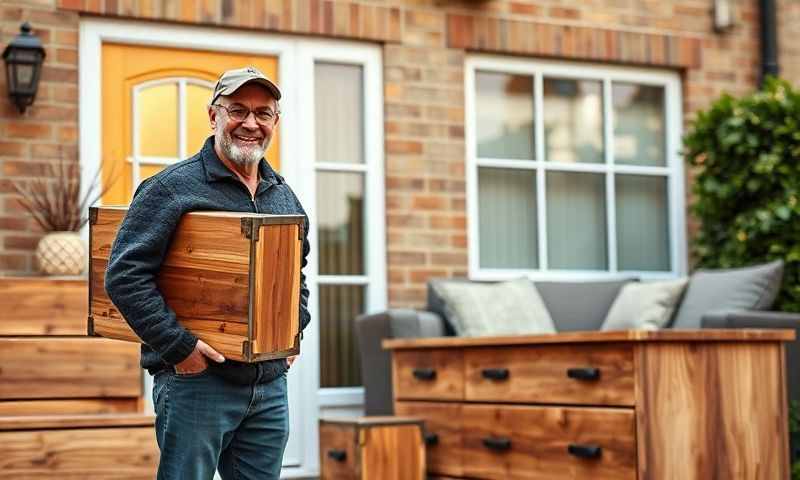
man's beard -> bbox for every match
[216,124,267,167]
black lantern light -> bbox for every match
[2,22,46,114]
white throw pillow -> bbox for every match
[601,278,689,331]
[432,278,556,337]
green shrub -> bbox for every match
[683,77,800,312]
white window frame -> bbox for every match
[465,54,687,282]
[79,18,385,479]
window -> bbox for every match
[466,57,685,280]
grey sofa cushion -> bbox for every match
[601,278,689,331]
[534,279,634,331]
[671,260,784,329]
[431,278,555,337]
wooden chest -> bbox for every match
[385,330,794,480]
[319,417,425,480]
[88,206,304,363]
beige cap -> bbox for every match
[210,66,281,105]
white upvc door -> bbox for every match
[80,19,385,478]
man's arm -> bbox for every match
[104,178,197,365]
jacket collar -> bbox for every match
[201,136,284,187]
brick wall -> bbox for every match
[0,0,796,308]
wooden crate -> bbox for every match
[319,416,426,480]
[89,206,304,363]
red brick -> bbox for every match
[430,252,468,267]
[388,250,426,265]
[387,214,425,229]
[4,235,39,251]
[409,268,448,284]
[386,140,423,155]
[58,125,78,143]
[411,195,447,210]
[5,123,52,140]
[0,253,28,270]
[510,2,540,15]
[0,142,26,157]
[55,29,79,46]
[0,216,28,231]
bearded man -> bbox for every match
[104,67,310,480]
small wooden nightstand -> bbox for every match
[319,416,425,480]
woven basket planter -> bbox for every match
[36,231,86,276]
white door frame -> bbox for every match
[79,18,386,478]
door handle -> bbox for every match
[327,449,347,462]
[482,436,512,452]
[481,368,510,380]
[567,367,600,381]
[568,443,602,459]
[412,368,437,380]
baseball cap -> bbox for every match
[210,66,281,105]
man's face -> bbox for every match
[209,83,280,167]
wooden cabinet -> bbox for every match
[0,277,158,478]
[386,330,793,480]
[89,206,305,362]
[319,417,426,480]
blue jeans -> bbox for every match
[152,369,289,480]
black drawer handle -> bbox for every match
[567,367,600,381]
[481,368,510,380]
[482,436,512,452]
[412,368,437,381]
[568,443,602,459]
[424,432,439,446]
[327,449,347,462]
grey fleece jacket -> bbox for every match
[104,136,310,383]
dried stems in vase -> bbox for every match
[12,157,116,233]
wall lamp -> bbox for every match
[2,22,46,114]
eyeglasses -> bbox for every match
[213,104,279,124]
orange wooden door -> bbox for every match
[101,44,280,204]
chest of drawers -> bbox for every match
[385,330,792,479]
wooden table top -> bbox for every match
[383,329,795,350]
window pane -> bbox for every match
[317,172,365,275]
[139,164,165,182]
[478,168,537,269]
[616,175,670,271]
[186,83,214,155]
[543,78,604,164]
[547,172,607,270]
[475,71,534,160]
[137,83,178,157]
[315,63,364,164]
[613,83,666,166]
[319,284,365,388]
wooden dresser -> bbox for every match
[0,277,158,478]
[384,330,793,480]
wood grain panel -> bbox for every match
[0,426,158,477]
[361,424,425,480]
[0,399,140,416]
[395,401,463,477]
[461,404,636,480]
[392,349,464,401]
[635,342,788,480]
[164,213,251,272]
[0,277,88,336]
[383,329,795,350]
[464,344,635,406]
[319,422,358,480]
[0,413,154,431]
[254,223,301,354]
[0,338,141,400]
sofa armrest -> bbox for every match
[702,309,800,405]
[355,309,446,415]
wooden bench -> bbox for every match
[0,277,158,478]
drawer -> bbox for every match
[0,338,142,400]
[319,422,359,480]
[461,404,636,480]
[0,426,158,477]
[464,344,635,406]
[395,401,464,478]
[392,349,464,401]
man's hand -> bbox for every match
[286,355,298,369]
[174,340,225,374]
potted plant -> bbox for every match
[13,157,114,276]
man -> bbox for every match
[104,67,310,480]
